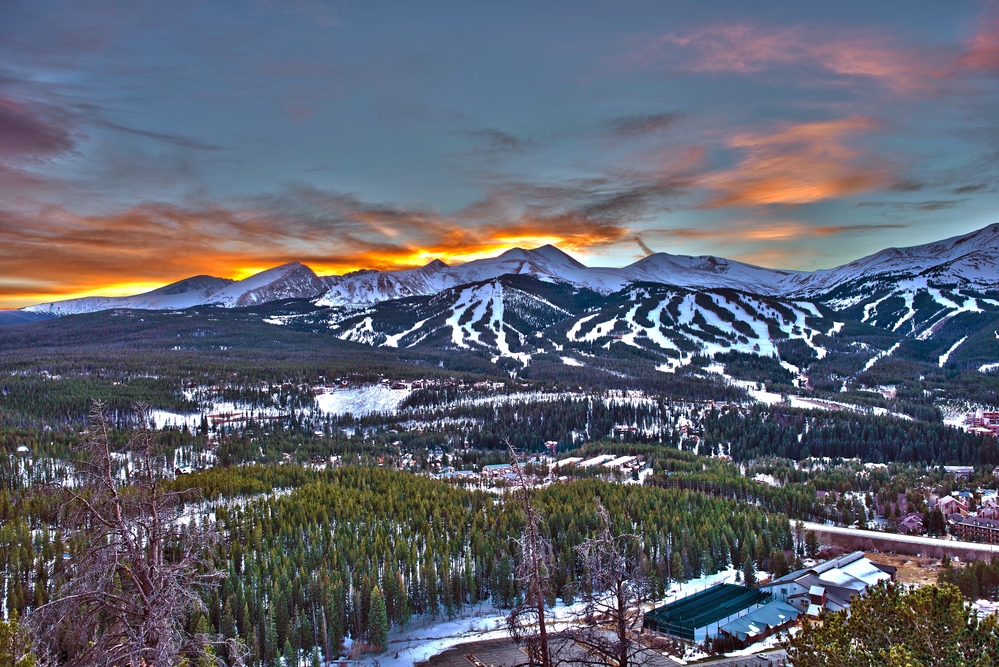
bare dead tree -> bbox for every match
[27,402,244,667]
[506,445,554,667]
[556,500,653,667]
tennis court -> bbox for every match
[644,583,770,641]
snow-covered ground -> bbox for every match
[149,409,202,431]
[314,385,413,416]
[939,336,968,367]
[973,599,999,620]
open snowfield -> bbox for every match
[314,385,413,416]
[149,409,202,431]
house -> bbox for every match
[759,551,895,616]
[937,495,968,517]
[602,455,637,470]
[944,466,975,479]
[978,498,999,520]
[481,463,513,479]
[897,512,924,534]
[552,457,583,468]
[952,516,999,544]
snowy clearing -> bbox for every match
[314,385,413,416]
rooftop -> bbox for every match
[645,584,770,636]
[720,600,800,641]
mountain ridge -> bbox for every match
[22,223,999,317]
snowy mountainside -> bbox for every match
[795,223,999,296]
[775,224,999,357]
[204,262,326,308]
[323,275,838,374]
[559,284,837,373]
[316,244,814,305]
[315,245,628,307]
[24,263,329,315]
[329,275,593,362]
[309,224,999,309]
[23,275,234,316]
[619,253,808,295]
[20,223,999,341]
[827,278,999,338]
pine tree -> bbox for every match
[805,530,819,558]
[786,582,999,666]
[0,612,34,667]
[742,555,757,587]
[367,587,388,652]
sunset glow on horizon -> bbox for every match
[2,1,998,308]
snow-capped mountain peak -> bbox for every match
[205,262,326,308]
[23,275,234,316]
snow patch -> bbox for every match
[938,336,968,367]
[314,385,412,416]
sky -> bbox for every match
[1,0,998,308]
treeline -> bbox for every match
[939,556,999,602]
[197,467,791,664]
[0,465,795,665]
[704,405,999,465]
[0,374,195,424]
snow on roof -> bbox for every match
[807,603,823,617]
[554,457,583,467]
[840,558,892,586]
[809,585,825,597]
[579,454,617,468]
[817,568,864,588]
[602,455,637,469]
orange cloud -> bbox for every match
[698,117,894,208]
[0,197,634,308]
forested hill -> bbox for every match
[2,464,792,665]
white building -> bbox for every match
[759,551,895,617]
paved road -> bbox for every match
[802,521,999,554]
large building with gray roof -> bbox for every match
[758,551,895,617]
